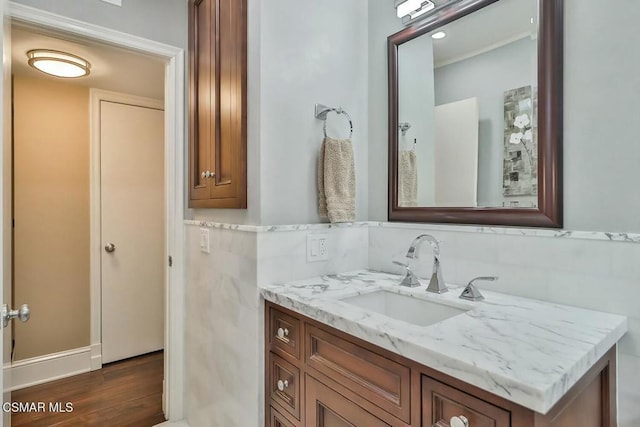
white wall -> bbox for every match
[12,0,187,49]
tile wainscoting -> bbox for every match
[184,221,640,426]
[183,223,367,427]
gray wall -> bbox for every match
[369,0,640,233]
[368,1,404,222]
[434,36,536,207]
[398,35,436,206]
[13,0,187,49]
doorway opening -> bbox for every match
[3,4,186,423]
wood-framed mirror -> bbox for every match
[388,0,563,227]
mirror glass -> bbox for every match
[397,0,539,209]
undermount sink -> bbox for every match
[340,290,468,327]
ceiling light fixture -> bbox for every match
[27,49,91,78]
[431,31,447,40]
[395,0,435,24]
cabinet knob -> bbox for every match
[277,379,289,392]
[277,327,289,339]
[450,415,469,427]
[201,171,217,179]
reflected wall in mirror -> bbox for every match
[389,0,563,227]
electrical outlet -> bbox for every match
[199,228,210,254]
[307,233,329,262]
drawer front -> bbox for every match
[269,352,301,420]
[269,306,301,360]
[305,324,411,423]
[269,406,296,427]
[422,375,511,427]
[305,375,392,427]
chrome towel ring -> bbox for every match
[315,103,353,139]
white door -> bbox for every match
[434,98,480,207]
[100,100,164,364]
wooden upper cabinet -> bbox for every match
[188,0,247,208]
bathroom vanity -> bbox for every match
[262,271,627,427]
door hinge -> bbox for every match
[168,256,173,267]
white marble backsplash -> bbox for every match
[369,223,640,359]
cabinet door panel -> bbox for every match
[270,406,297,427]
[422,375,511,427]
[306,324,411,423]
[269,353,301,420]
[188,0,213,201]
[305,375,391,427]
[188,0,247,208]
[269,306,301,360]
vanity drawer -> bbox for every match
[269,305,301,360]
[269,352,301,421]
[269,406,297,427]
[305,324,411,423]
[422,375,510,427]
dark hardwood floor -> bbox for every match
[11,351,165,427]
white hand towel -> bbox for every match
[317,137,356,223]
[398,150,418,207]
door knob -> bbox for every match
[2,304,30,328]
[105,243,116,253]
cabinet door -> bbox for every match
[188,0,247,208]
[188,0,213,202]
[305,375,391,427]
[422,375,511,427]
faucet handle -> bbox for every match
[393,260,421,288]
[459,276,498,301]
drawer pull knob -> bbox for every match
[277,327,289,338]
[277,379,289,392]
[450,415,469,427]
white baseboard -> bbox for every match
[6,346,93,391]
[90,343,102,371]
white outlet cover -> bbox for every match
[199,228,210,254]
[307,233,329,262]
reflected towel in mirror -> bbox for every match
[398,150,418,207]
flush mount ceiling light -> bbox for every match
[395,0,435,24]
[431,31,447,40]
[27,49,91,78]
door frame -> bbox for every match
[89,90,164,361]
[8,2,186,421]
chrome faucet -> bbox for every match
[459,276,498,301]
[398,234,448,294]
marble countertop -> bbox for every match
[260,270,628,414]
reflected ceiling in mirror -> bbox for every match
[389,0,563,228]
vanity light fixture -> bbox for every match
[27,49,91,78]
[395,0,435,24]
[431,31,447,40]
